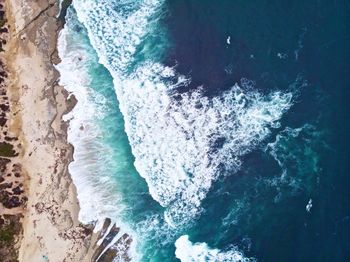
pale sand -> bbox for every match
[6,0,100,261]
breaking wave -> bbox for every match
[73,0,294,227]
[56,7,134,235]
[175,235,255,262]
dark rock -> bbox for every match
[82,225,93,236]
[3,196,21,208]
[98,234,132,262]
[0,182,12,190]
[0,70,6,76]
[0,116,6,126]
[12,164,21,172]
[92,221,121,262]
[0,104,8,111]
[0,157,10,173]
[0,191,8,203]
[5,136,17,142]
[12,186,23,195]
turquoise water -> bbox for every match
[58,1,350,261]
[58,7,173,259]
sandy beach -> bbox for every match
[0,0,132,261]
[1,0,99,261]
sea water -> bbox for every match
[57,1,350,261]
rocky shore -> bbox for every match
[0,0,133,261]
[0,0,97,260]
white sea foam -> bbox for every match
[264,124,322,202]
[175,235,255,262]
[56,7,140,243]
[57,0,64,17]
[57,8,141,261]
[306,198,312,213]
[265,124,320,178]
[73,0,294,227]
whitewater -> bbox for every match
[72,0,293,225]
[57,0,296,261]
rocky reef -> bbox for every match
[91,218,132,262]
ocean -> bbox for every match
[57,0,350,261]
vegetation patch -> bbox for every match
[0,227,14,242]
[0,18,6,28]
[0,142,17,157]
[0,215,22,261]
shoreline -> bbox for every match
[3,0,100,261]
[0,0,132,260]
[55,4,133,261]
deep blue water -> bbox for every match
[163,1,350,261]
[60,0,350,261]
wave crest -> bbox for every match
[73,0,294,227]
[175,235,255,262]
[115,62,293,226]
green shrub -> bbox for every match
[0,142,16,157]
[0,227,14,243]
